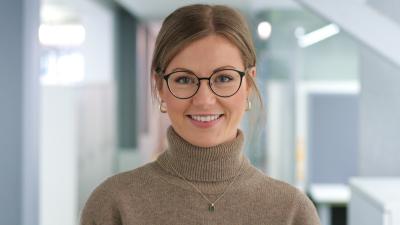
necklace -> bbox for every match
[163,155,245,212]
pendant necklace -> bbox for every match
[163,155,245,212]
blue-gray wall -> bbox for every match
[115,5,139,149]
[0,1,23,223]
[308,94,359,184]
[0,0,40,224]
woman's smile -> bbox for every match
[186,114,225,128]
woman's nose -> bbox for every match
[191,80,216,105]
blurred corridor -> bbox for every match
[1,0,400,225]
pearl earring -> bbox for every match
[159,100,167,113]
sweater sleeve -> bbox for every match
[290,190,321,225]
[80,179,122,225]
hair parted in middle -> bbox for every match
[151,4,256,74]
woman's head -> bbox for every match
[151,4,263,147]
[151,4,256,74]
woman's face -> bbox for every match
[159,35,255,147]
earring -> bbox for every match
[245,98,252,111]
[159,100,167,113]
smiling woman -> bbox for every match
[80,4,321,225]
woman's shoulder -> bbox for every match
[83,161,162,208]
[95,161,160,193]
[80,161,160,224]
[247,166,314,204]
[245,166,320,224]
[248,167,298,193]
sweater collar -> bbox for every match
[156,126,247,182]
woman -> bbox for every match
[81,4,320,225]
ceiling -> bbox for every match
[42,0,299,23]
[116,0,299,21]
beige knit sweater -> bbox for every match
[80,127,320,225]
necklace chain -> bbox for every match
[163,155,245,212]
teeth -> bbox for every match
[190,114,221,122]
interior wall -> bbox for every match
[308,93,359,183]
[367,0,400,26]
[359,46,400,176]
[115,5,138,149]
[39,1,117,224]
[40,87,79,225]
[79,0,115,83]
[359,0,400,176]
[0,2,24,224]
[0,0,40,224]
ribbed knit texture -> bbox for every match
[80,127,321,225]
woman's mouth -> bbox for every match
[187,114,224,128]
[189,114,223,122]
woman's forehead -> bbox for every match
[165,35,245,73]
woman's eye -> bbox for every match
[215,75,233,82]
[175,76,194,84]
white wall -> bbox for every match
[367,0,400,26]
[266,81,294,183]
[79,0,115,83]
[40,84,116,225]
[359,0,400,176]
[359,47,400,176]
[40,87,79,225]
[39,1,116,224]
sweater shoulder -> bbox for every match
[246,167,320,224]
[80,161,159,224]
[248,167,301,196]
[252,168,315,207]
[102,161,159,189]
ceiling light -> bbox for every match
[257,21,272,40]
[297,24,340,48]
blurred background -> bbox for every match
[1,0,400,225]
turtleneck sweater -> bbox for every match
[80,127,320,225]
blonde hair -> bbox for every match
[151,4,265,132]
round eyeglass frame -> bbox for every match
[161,68,247,99]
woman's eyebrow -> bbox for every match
[212,65,236,72]
[169,65,237,74]
[170,67,193,73]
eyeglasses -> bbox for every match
[162,68,247,99]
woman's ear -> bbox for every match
[249,67,256,79]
